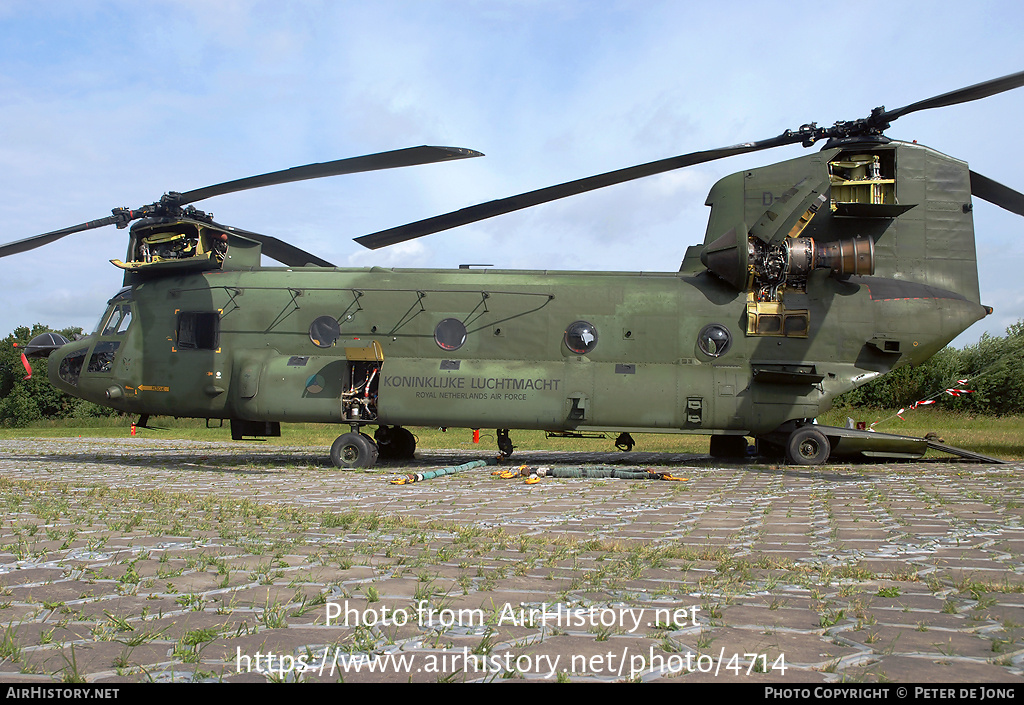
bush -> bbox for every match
[835,321,1024,415]
[0,324,87,427]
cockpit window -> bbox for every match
[88,341,120,373]
[93,288,134,336]
[101,305,133,336]
[59,348,87,386]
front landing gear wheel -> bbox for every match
[785,427,830,466]
[331,432,379,469]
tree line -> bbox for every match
[833,321,1024,415]
[2,321,1023,427]
[0,324,117,426]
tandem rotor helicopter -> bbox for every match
[6,71,1024,468]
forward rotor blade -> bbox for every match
[971,170,1024,218]
[209,221,335,268]
[355,134,801,250]
[176,146,483,205]
[0,214,121,258]
[881,70,1024,122]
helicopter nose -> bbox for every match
[48,340,90,392]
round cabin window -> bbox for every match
[697,323,732,358]
[434,318,467,351]
[564,321,599,355]
[309,316,341,348]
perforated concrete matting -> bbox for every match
[0,437,1021,683]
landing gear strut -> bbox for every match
[497,428,514,458]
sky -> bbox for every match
[1,0,1023,349]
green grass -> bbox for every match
[0,417,711,453]
[1,408,1021,459]
[819,408,1024,460]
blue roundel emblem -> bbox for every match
[305,374,326,394]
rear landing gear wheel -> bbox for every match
[392,427,416,459]
[755,438,786,459]
[709,435,748,458]
[331,432,379,469]
[785,427,830,466]
[615,432,635,452]
[497,428,514,458]
[375,426,417,461]
[375,426,395,460]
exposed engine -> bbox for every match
[749,235,874,302]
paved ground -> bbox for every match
[0,436,1021,683]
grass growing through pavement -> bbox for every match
[0,442,1019,680]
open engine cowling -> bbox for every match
[700,228,874,293]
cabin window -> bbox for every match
[697,324,732,358]
[309,316,342,348]
[564,321,599,355]
[177,311,220,350]
[434,318,467,351]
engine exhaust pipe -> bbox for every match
[787,236,874,277]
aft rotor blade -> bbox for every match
[971,170,1024,218]
[0,214,121,258]
[355,134,801,250]
[881,70,1024,123]
[176,146,483,205]
[210,221,335,268]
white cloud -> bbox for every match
[0,0,1022,347]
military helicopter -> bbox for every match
[6,72,1024,468]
